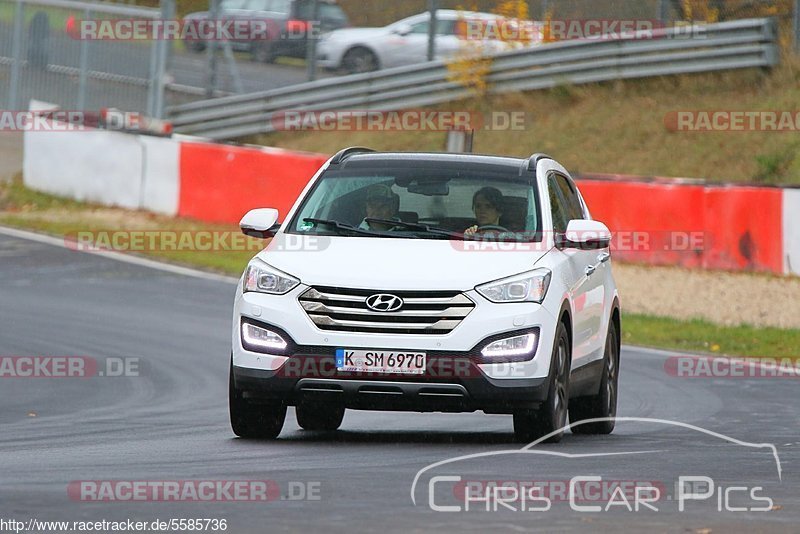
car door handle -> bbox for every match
[585,253,610,277]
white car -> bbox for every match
[230,149,621,442]
[316,10,538,74]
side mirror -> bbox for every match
[393,24,412,36]
[560,220,612,250]
[240,208,281,238]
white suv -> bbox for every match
[230,149,621,442]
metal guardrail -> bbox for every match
[167,18,779,140]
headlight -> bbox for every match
[241,322,288,353]
[481,332,538,358]
[475,269,551,303]
[243,258,299,295]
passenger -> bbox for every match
[359,184,399,231]
[465,186,504,236]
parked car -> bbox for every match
[230,149,621,442]
[317,10,540,74]
[183,0,349,63]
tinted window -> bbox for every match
[554,173,584,221]
[547,174,570,233]
[409,19,456,35]
[288,166,542,241]
[294,1,345,20]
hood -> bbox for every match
[258,233,550,291]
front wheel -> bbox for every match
[296,401,345,431]
[569,325,619,434]
[341,47,379,74]
[514,321,570,443]
[229,360,286,439]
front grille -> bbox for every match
[298,286,475,335]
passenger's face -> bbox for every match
[473,196,500,226]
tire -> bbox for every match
[251,41,276,63]
[513,321,570,443]
[296,402,345,431]
[229,359,286,439]
[569,324,620,435]
[341,47,379,74]
[185,40,206,53]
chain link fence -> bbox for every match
[0,0,169,116]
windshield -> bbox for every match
[287,165,542,241]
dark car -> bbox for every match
[183,0,349,63]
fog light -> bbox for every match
[242,323,288,353]
[481,333,537,358]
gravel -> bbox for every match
[614,263,800,329]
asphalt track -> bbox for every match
[0,228,798,533]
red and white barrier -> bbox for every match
[21,125,800,276]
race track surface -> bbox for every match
[0,230,797,532]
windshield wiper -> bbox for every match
[303,218,386,237]
[364,218,465,239]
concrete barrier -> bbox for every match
[21,124,799,276]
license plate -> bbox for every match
[335,349,426,375]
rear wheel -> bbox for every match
[251,41,276,63]
[514,321,570,443]
[185,40,206,53]
[229,360,286,439]
[569,325,619,434]
[341,47,379,74]
[296,401,345,431]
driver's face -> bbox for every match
[366,198,394,220]
[473,197,501,226]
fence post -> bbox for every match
[8,0,24,110]
[427,0,437,62]
[794,0,800,51]
[77,7,91,111]
[206,0,220,98]
[306,0,319,81]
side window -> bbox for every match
[554,173,584,221]
[409,21,429,34]
[547,174,570,234]
[437,20,456,35]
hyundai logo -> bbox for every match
[365,293,404,312]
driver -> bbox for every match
[465,187,504,236]
[359,184,399,231]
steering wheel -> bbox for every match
[475,225,509,233]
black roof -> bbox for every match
[330,150,549,175]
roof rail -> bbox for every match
[526,153,553,172]
[330,147,376,165]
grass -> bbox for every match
[622,314,800,360]
[249,59,800,185]
[0,176,256,275]
[2,177,799,360]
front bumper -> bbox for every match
[232,281,559,413]
[233,359,549,414]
